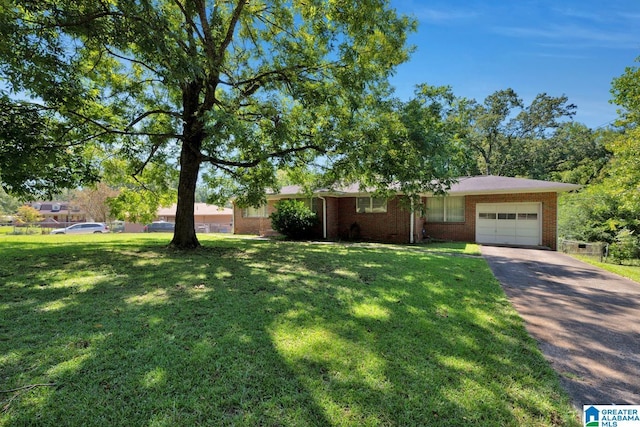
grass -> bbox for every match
[0,234,579,426]
[569,254,640,283]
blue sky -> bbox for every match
[390,1,640,129]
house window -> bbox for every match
[426,196,465,222]
[517,213,538,220]
[282,198,318,213]
[479,213,496,219]
[243,205,268,218]
[356,197,387,213]
[305,198,319,213]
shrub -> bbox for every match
[609,229,640,263]
[15,205,43,224]
[270,199,318,240]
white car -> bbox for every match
[50,222,110,234]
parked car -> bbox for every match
[144,221,175,232]
[50,222,110,234]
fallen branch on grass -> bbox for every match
[0,383,57,394]
[1,383,57,413]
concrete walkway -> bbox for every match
[481,246,640,409]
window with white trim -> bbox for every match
[426,196,465,222]
[243,205,268,218]
[356,197,387,213]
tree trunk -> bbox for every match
[170,82,203,249]
[170,139,200,249]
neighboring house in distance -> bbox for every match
[156,203,233,233]
[28,202,87,225]
[232,175,580,250]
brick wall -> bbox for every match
[324,197,340,239]
[232,201,279,236]
[234,192,560,249]
[234,196,414,243]
[423,192,559,249]
[233,199,326,238]
[333,196,412,243]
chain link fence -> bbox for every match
[1,221,233,234]
[559,239,608,262]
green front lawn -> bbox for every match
[570,254,640,283]
[0,234,578,426]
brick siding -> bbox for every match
[423,192,558,250]
[330,196,412,243]
[234,192,559,249]
[233,201,279,236]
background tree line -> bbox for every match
[558,59,640,260]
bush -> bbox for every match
[270,199,318,240]
[609,229,640,263]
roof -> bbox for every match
[157,203,233,216]
[447,175,580,195]
[268,176,580,198]
[28,201,83,214]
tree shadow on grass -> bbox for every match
[0,238,577,426]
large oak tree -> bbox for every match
[0,0,415,248]
[463,89,576,176]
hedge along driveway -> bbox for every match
[0,235,578,426]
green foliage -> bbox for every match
[0,0,416,248]
[270,199,319,240]
[0,96,99,199]
[464,89,576,177]
[0,187,20,215]
[609,229,640,263]
[611,57,640,126]
[546,125,613,185]
[322,84,474,204]
[102,157,177,224]
[558,58,640,250]
[603,127,640,216]
[558,186,632,243]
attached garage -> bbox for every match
[235,175,580,250]
[476,202,541,246]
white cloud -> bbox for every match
[492,24,640,49]
[552,7,606,22]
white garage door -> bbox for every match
[476,203,541,246]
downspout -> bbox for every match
[318,196,327,239]
[409,199,415,244]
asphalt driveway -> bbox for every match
[481,246,640,409]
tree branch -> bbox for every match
[63,109,181,140]
[202,144,326,168]
[216,0,247,67]
[132,141,165,176]
[1,383,57,413]
[125,109,182,130]
[0,383,57,394]
[104,46,162,77]
[228,65,315,98]
[171,0,206,48]
[24,11,135,28]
